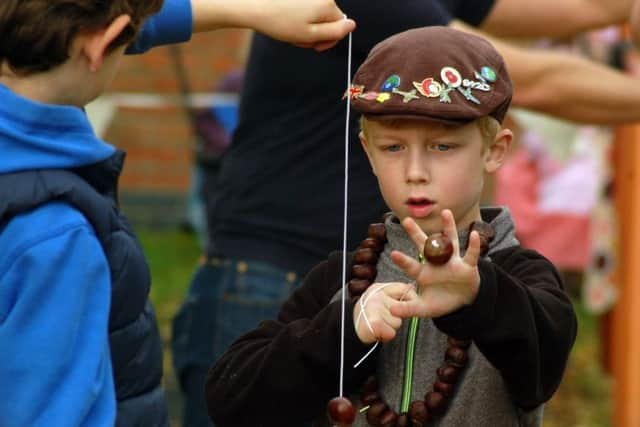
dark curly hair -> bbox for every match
[0,0,163,75]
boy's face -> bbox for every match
[360,119,510,234]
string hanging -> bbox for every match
[338,18,354,399]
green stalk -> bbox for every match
[400,315,419,413]
[400,254,425,413]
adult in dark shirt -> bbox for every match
[172,1,639,425]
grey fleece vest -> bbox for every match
[322,208,543,427]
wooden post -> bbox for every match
[611,125,640,427]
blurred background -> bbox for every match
[89,26,640,427]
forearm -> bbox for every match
[205,253,375,426]
[480,0,631,38]
[206,301,372,426]
[453,20,640,125]
[191,0,261,32]
[631,0,640,48]
[191,0,354,49]
[507,43,640,125]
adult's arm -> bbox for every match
[452,20,640,125]
[191,0,354,49]
[631,0,640,46]
[434,247,577,410]
[0,208,114,427]
[205,252,376,427]
[480,0,631,38]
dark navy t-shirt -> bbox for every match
[208,0,496,275]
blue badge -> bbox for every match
[381,74,401,92]
[480,66,497,83]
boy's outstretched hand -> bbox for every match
[192,0,356,51]
[389,210,482,319]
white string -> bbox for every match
[338,21,353,399]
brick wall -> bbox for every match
[98,29,251,228]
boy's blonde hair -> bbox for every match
[360,115,501,150]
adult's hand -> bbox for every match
[191,0,355,51]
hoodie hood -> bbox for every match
[0,84,115,174]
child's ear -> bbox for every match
[82,14,132,72]
[484,128,513,173]
[359,131,377,176]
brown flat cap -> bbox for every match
[349,26,512,124]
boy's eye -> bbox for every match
[385,144,403,152]
[430,143,452,152]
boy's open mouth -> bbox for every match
[407,197,434,206]
[406,197,435,218]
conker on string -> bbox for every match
[423,233,453,265]
[327,397,356,427]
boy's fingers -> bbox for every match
[381,309,403,331]
[389,299,428,319]
[305,19,356,44]
[390,250,424,280]
[463,230,481,266]
[400,217,427,253]
[441,209,460,254]
[369,318,397,342]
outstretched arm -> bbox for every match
[632,0,640,46]
[130,0,355,54]
[480,0,631,38]
[191,0,355,49]
[452,20,640,125]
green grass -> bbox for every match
[139,228,202,339]
[141,229,612,427]
[138,228,202,426]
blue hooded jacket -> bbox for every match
[0,2,192,426]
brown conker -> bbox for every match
[423,233,453,265]
[327,397,356,427]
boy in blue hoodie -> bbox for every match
[0,1,353,426]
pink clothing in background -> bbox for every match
[495,140,599,270]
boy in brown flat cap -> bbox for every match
[206,26,577,427]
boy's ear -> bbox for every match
[484,128,513,173]
[82,14,132,72]
[359,131,378,176]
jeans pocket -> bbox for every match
[214,262,298,359]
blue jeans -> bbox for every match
[171,257,301,427]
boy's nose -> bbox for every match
[406,152,429,184]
